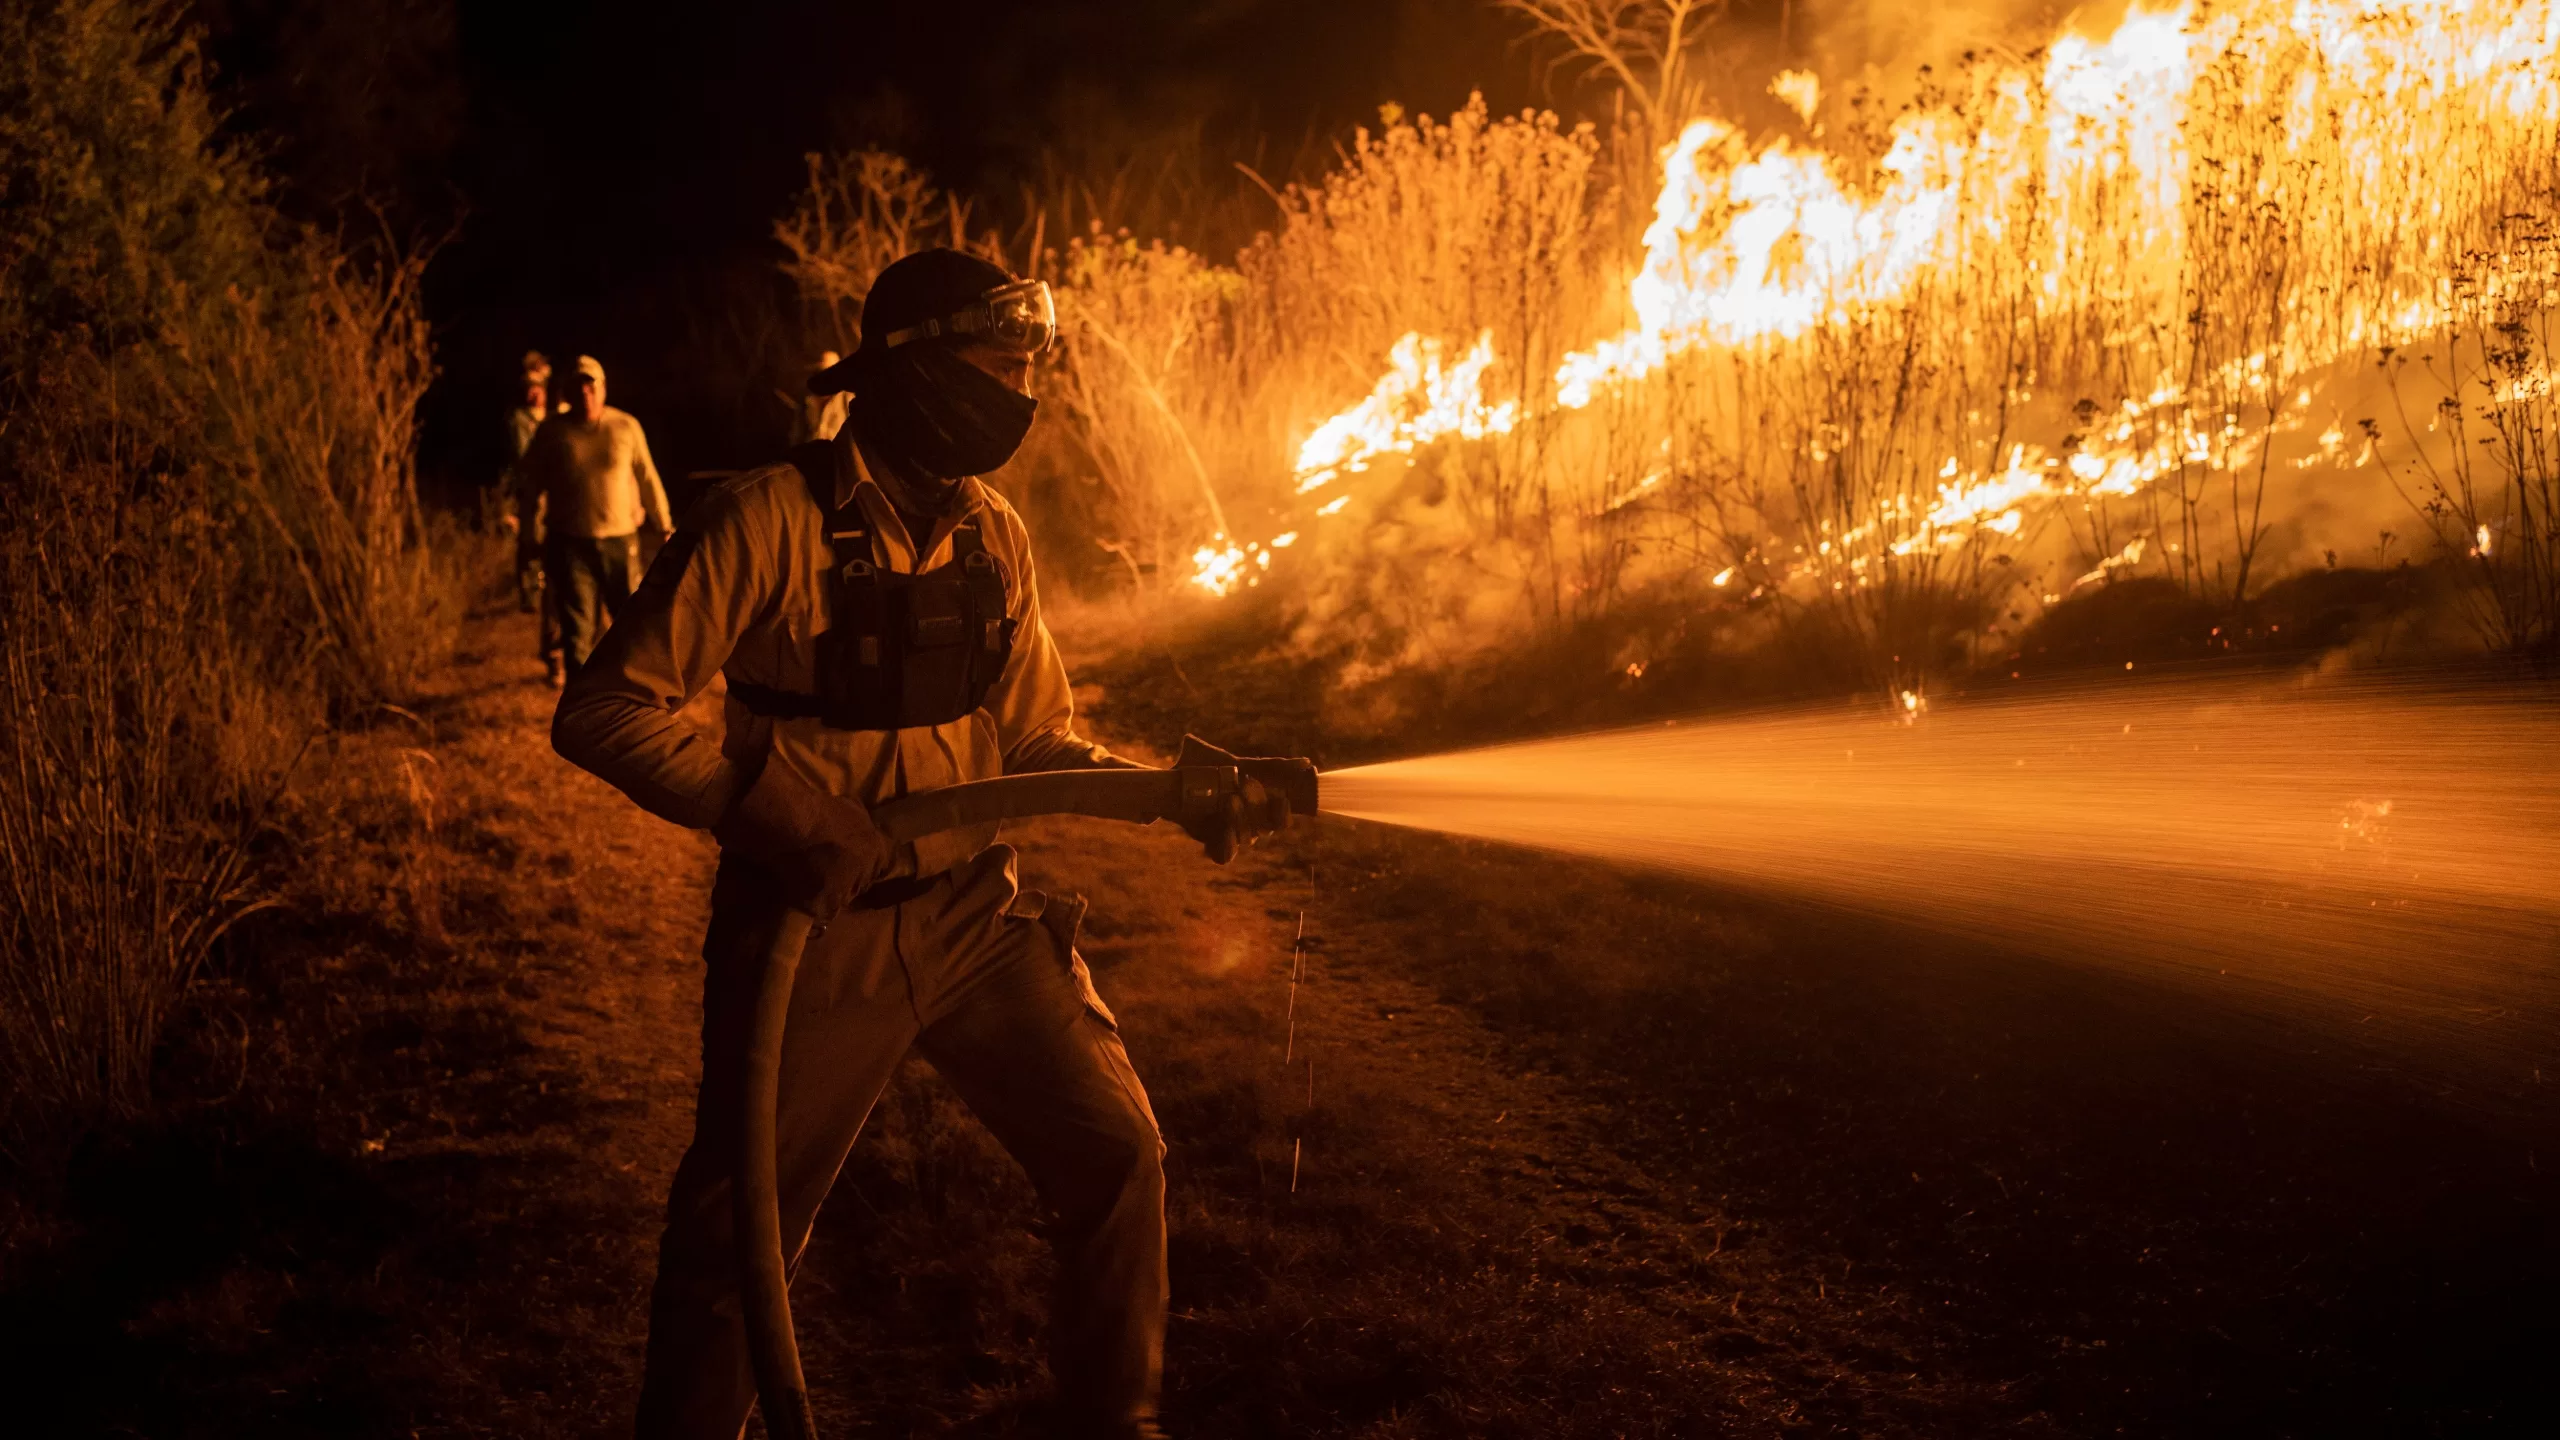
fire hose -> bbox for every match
[736,737,1318,1439]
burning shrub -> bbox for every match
[2381,211,2560,661]
[1050,232,1248,587]
[1255,1,2560,688]
[1233,97,1611,666]
[1237,96,1605,432]
[781,3,2560,696]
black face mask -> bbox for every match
[845,342,1038,509]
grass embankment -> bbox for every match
[0,600,1983,1437]
[2,0,457,1163]
[0,595,710,1434]
[12,587,2555,1437]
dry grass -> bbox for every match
[2379,211,2560,661]
[775,149,980,354]
[197,241,461,713]
[776,4,2560,694]
[9,594,2553,1439]
[0,388,280,1158]
[0,0,461,1162]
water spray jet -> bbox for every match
[1321,673,2560,1044]
[735,676,2560,1433]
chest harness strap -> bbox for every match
[728,443,1017,731]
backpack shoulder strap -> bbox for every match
[948,520,1014,665]
[786,441,885,672]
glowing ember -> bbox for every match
[1191,537,1250,596]
[2074,536,2152,590]
[1769,70,1821,126]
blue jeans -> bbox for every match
[544,532,640,670]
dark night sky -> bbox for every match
[202,0,1557,490]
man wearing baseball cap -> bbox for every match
[555,248,1251,1438]
[515,353,674,685]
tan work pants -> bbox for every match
[635,845,1167,1439]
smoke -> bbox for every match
[1781,0,2079,78]
[1322,672,2560,1093]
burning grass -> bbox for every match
[777,0,2560,700]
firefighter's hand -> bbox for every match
[713,759,890,922]
[1181,773,1289,865]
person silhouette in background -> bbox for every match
[503,351,557,629]
[790,348,849,443]
[514,354,673,686]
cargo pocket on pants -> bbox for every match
[1004,887,1116,1031]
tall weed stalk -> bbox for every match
[0,382,282,1157]
[197,243,457,712]
[0,0,453,1159]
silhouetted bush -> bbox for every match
[0,0,456,1160]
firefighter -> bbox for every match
[554,249,1256,1439]
[515,354,674,685]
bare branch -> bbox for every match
[1494,0,1726,137]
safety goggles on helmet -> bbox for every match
[882,279,1057,355]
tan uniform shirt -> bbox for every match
[515,405,674,539]
[551,440,1108,878]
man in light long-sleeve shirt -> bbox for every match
[555,250,1238,1440]
[516,353,673,680]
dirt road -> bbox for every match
[22,601,2557,1436]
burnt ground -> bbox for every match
[6,597,2557,1436]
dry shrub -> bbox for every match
[1047,233,1248,583]
[775,149,980,351]
[1238,97,1604,412]
[2381,211,2560,661]
[196,242,460,711]
[778,7,2560,696]
[0,0,271,367]
[0,0,455,1158]
[1495,0,1724,143]
[0,376,287,1156]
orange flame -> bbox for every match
[1291,330,1517,495]
[1200,0,2560,594]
